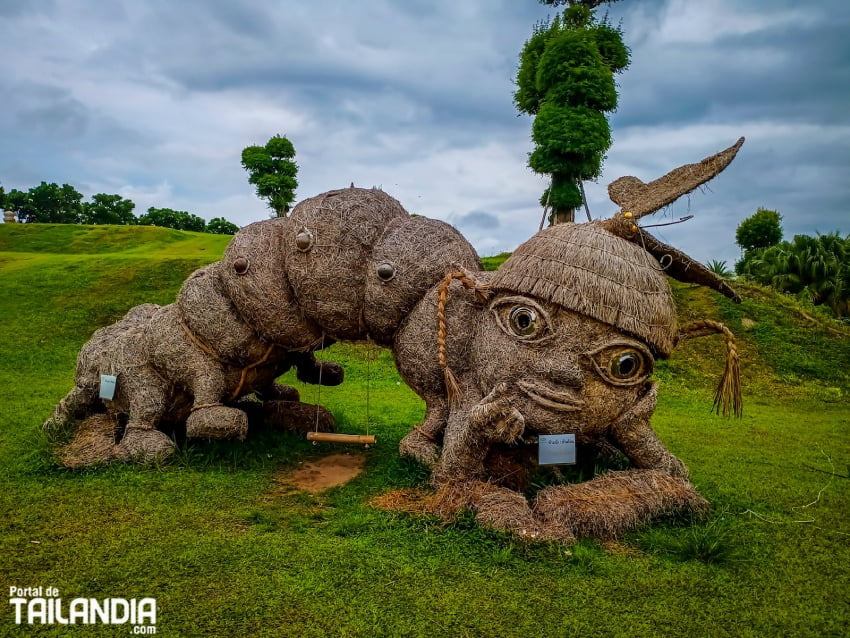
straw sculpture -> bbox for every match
[46,186,481,466]
[391,138,747,542]
[50,139,746,544]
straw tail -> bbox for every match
[607,137,745,220]
[679,320,743,417]
[635,230,742,303]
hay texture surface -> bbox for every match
[364,215,482,344]
[490,222,677,356]
[534,470,709,540]
[607,137,744,220]
[50,148,742,547]
[50,186,489,468]
[284,187,409,341]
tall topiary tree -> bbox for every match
[516,3,629,224]
[241,135,298,217]
[540,0,623,7]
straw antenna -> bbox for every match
[607,137,744,221]
[600,138,746,303]
[636,231,741,303]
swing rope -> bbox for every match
[365,336,372,441]
[307,331,376,445]
[313,331,325,435]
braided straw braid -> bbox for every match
[436,270,491,405]
[679,319,742,417]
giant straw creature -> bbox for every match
[49,139,745,542]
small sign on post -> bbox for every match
[99,374,117,401]
[538,433,576,466]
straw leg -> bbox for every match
[533,469,708,540]
[608,382,688,479]
[255,382,300,403]
[44,384,97,430]
[180,366,250,440]
[428,480,563,542]
[293,352,344,386]
[398,397,448,467]
[472,483,553,541]
[117,373,176,462]
[433,384,524,486]
[260,400,336,433]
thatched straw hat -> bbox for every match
[490,221,677,356]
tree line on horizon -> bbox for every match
[0,182,240,235]
[0,132,300,234]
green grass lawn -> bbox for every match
[1,224,848,637]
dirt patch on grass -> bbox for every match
[275,454,367,494]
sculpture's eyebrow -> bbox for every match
[584,337,653,359]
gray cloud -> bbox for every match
[0,0,55,17]
[454,210,501,230]
[0,0,846,268]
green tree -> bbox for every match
[81,193,137,225]
[138,207,207,233]
[241,135,298,217]
[516,5,629,224]
[735,208,783,253]
[207,217,239,235]
[5,182,84,224]
[4,190,26,222]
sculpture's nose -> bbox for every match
[532,355,584,389]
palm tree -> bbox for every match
[743,232,849,317]
[707,259,733,279]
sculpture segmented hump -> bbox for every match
[364,215,482,344]
[220,217,322,347]
[283,188,409,341]
[489,221,678,356]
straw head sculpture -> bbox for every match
[392,137,746,542]
[49,138,745,544]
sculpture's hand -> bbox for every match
[468,383,525,444]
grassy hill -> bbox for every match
[1,223,848,637]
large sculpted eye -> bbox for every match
[588,342,653,386]
[492,298,550,341]
[509,307,539,337]
[610,351,643,380]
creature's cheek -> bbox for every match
[581,378,646,424]
[471,338,536,390]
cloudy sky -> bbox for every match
[1,0,848,265]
